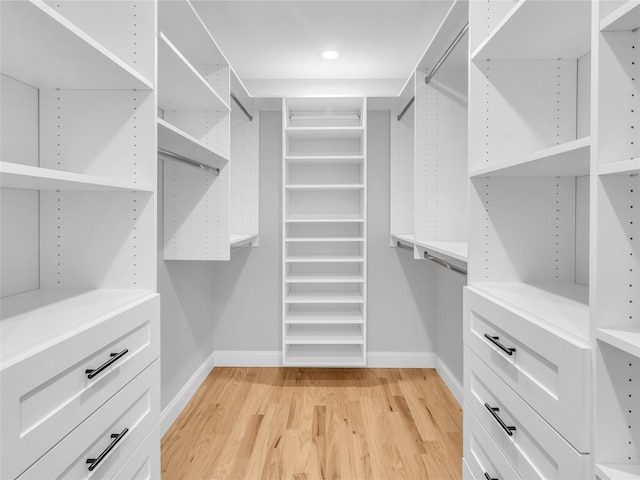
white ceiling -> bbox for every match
[192,1,453,97]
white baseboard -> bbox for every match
[435,357,463,406]
[213,350,282,366]
[366,351,436,368]
[160,351,215,436]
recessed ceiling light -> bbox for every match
[320,49,341,60]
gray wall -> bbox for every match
[159,109,462,412]
[435,268,465,383]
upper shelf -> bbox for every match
[157,118,229,168]
[0,162,154,192]
[1,0,152,90]
[601,1,640,31]
[471,0,591,61]
[470,137,591,178]
[158,33,230,112]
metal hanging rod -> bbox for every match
[231,241,253,251]
[425,22,469,85]
[230,92,253,121]
[396,241,414,251]
[424,251,467,275]
[397,96,415,121]
[158,148,220,176]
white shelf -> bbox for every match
[391,233,415,246]
[469,138,591,178]
[0,162,153,192]
[1,0,152,90]
[284,344,365,367]
[599,159,640,176]
[595,464,640,480]
[285,127,364,140]
[285,156,364,165]
[471,0,591,60]
[415,240,468,263]
[285,291,364,304]
[285,217,364,223]
[0,289,156,367]
[158,118,229,168]
[158,32,230,112]
[230,233,258,248]
[601,1,640,31]
[285,184,364,190]
[472,282,590,345]
[285,309,364,324]
[286,237,364,243]
[285,325,364,345]
[597,328,640,358]
[286,273,364,284]
[286,255,364,263]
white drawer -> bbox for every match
[465,347,589,480]
[463,287,590,452]
[113,425,160,480]
[1,294,159,480]
[463,459,476,480]
[464,403,521,480]
[19,359,159,480]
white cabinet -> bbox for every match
[282,97,367,366]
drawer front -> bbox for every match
[113,426,160,480]
[2,294,159,480]
[463,459,477,480]
[464,403,521,480]
[465,347,589,480]
[19,360,159,480]
[463,287,590,452]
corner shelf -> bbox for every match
[0,162,153,192]
[599,159,640,176]
[601,1,640,31]
[597,328,640,359]
[471,0,591,61]
[158,33,230,112]
[595,463,640,480]
[157,118,229,169]
[469,138,591,178]
[1,0,152,90]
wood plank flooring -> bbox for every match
[161,368,462,480]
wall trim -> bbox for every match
[160,351,215,436]
[435,356,463,406]
[213,350,282,366]
[366,351,436,368]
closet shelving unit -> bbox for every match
[1,1,159,478]
[390,0,469,273]
[464,0,592,479]
[282,97,367,367]
[594,2,640,479]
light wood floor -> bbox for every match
[161,368,462,480]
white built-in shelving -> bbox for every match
[282,97,367,366]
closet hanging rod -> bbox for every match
[424,251,467,275]
[397,96,415,121]
[425,22,469,85]
[230,92,253,121]
[158,148,220,176]
[396,241,414,251]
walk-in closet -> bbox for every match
[0,1,638,479]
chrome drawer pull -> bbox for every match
[483,334,515,356]
[86,428,129,471]
[484,403,516,437]
[85,349,129,379]
[484,473,498,480]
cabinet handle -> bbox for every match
[484,473,498,480]
[483,334,515,356]
[85,349,129,379]
[484,403,516,436]
[86,428,129,471]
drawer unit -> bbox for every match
[465,347,589,479]
[463,287,590,452]
[464,404,521,480]
[1,294,159,480]
[18,359,159,480]
[113,426,160,480]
